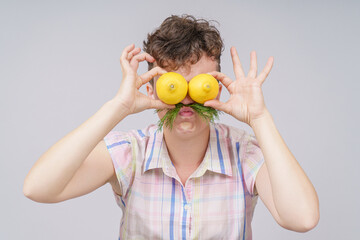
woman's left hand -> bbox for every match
[205,47,274,127]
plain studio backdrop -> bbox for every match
[1,0,359,239]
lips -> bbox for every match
[179,106,194,116]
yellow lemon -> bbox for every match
[156,72,188,104]
[188,74,219,104]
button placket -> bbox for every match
[184,204,191,211]
[183,182,193,239]
[185,182,192,201]
[183,181,192,213]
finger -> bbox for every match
[203,99,228,113]
[127,47,141,61]
[248,51,257,78]
[131,52,155,64]
[130,52,155,70]
[119,44,136,74]
[230,47,246,78]
[137,67,167,89]
[120,44,135,64]
[149,99,175,110]
[257,56,274,84]
[207,71,233,90]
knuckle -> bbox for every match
[154,66,162,72]
[153,67,163,74]
[134,55,144,61]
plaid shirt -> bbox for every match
[104,123,264,240]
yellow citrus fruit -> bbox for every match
[188,74,219,104]
[156,72,188,104]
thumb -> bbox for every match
[204,99,227,112]
[149,99,174,110]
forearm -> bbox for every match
[250,109,319,226]
[23,98,129,197]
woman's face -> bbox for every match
[147,54,222,137]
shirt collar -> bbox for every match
[142,123,232,177]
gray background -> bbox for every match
[1,0,359,239]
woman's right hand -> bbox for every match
[112,44,172,115]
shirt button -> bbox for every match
[184,204,191,210]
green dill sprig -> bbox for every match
[155,103,221,131]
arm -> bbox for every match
[23,100,127,203]
[23,44,170,203]
[206,47,319,232]
[251,110,319,232]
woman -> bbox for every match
[23,14,319,239]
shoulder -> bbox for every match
[213,123,261,157]
[104,124,158,147]
[213,122,252,142]
[104,124,159,196]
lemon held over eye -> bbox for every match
[188,74,219,104]
[156,72,188,105]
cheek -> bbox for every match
[157,110,166,119]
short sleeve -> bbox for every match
[242,134,265,197]
[103,130,134,198]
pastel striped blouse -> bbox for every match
[104,123,265,240]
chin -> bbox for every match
[175,121,197,134]
[171,117,209,138]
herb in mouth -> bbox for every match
[155,103,221,130]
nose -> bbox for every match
[181,92,194,105]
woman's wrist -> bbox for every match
[249,108,272,129]
[105,98,132,120]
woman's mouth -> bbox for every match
[156,102,220,130]
[179,107,195,117]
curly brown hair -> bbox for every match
[143,14,224,85]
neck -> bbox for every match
[163,125,210,169]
